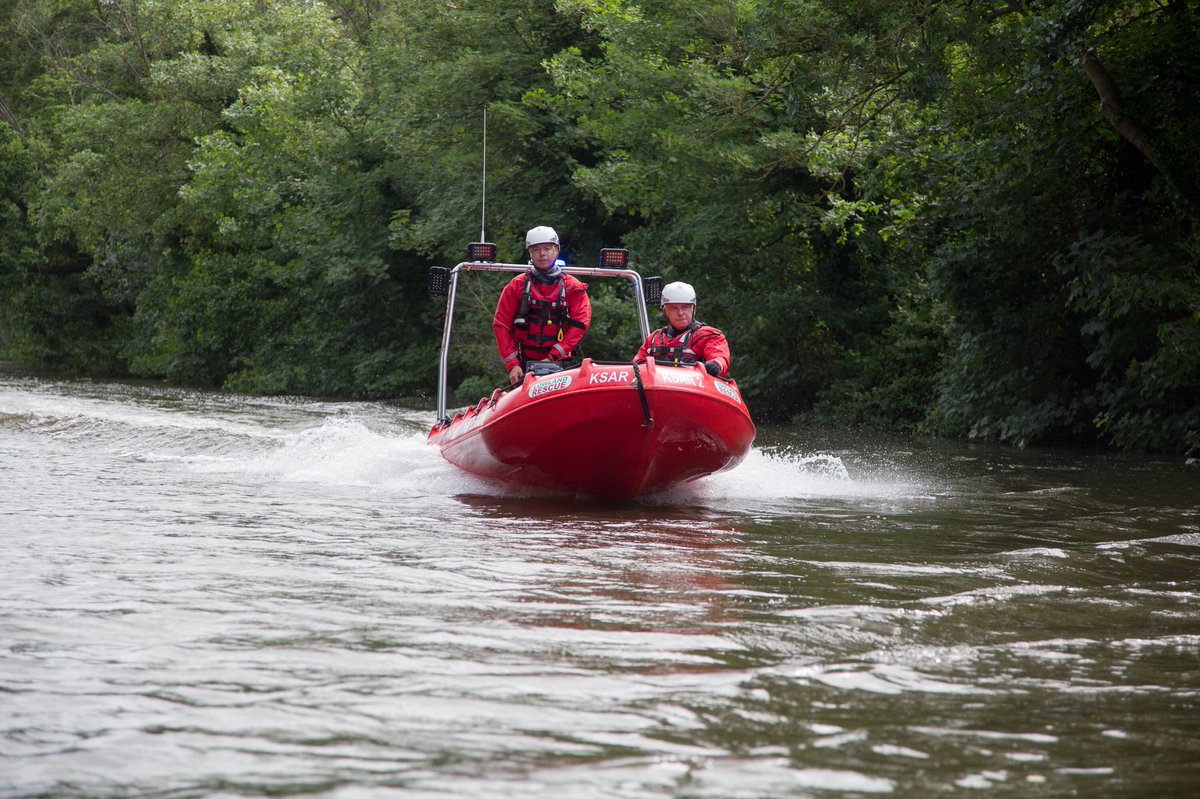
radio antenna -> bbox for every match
[479,105,488,241]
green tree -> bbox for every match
[540,1,955,418]
[1,0,1195,452]
[917,1,1200,449]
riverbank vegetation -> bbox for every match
[1,0,1197,451]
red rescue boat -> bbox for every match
[426,243,755,499]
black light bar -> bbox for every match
[427,266,451,298]
[643,276,663,306]
[599,248,629,268]
[467,242,497,262]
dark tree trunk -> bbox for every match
[1079,47,1198,217]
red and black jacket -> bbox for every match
[635,321,731,377]
[493,271,591,367]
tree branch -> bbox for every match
[0,94,22,133]
[1079,47,1197,216]
[1078,48,1161,171]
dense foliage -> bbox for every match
[1,0,1197,451]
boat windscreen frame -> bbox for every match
[435,261,654,421]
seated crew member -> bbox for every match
[635,281,731,377]
[493,225,592,384]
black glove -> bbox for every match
[703,360,721,376]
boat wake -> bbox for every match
[1,374,924,509]
[207,416,922,507]
[654,447,925,506]
[201,415,468,498]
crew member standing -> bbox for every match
[493,226,592,384]
[635,281,730,377]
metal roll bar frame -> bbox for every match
[429,259,659,422]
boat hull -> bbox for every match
[427,359,755,499]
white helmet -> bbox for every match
[660,281,697,307]
[525,225,559,248]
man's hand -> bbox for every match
[703,360,721,376]
[508,364,524,384]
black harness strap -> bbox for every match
[514,275,581,360]
[647,321,705,366]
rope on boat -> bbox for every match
[631,361,654,428]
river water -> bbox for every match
[2,369,1198,798]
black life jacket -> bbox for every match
[647,321,706,365]
[513,274,586,361]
